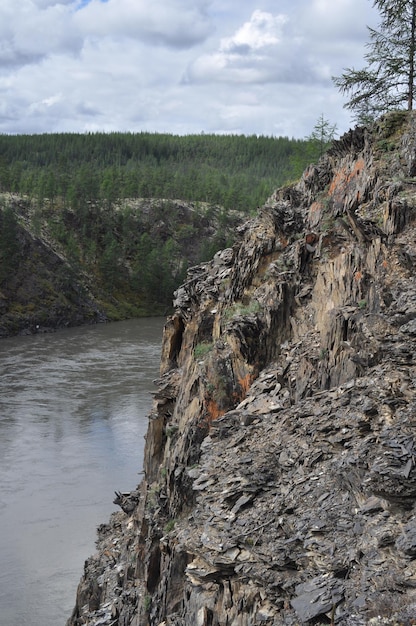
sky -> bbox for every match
[0,0,379,139]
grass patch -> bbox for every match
[164,519,176,533]
[165,425,179,438]
[194,341,214,359]
[224,300,261,320]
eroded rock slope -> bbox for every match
[68,112,416,625]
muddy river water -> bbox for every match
[0,318,164,626]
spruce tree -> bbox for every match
[308,114,338,158]
[333,0,416,123]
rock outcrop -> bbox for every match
[67,111,416,625]
[0,198,106,337]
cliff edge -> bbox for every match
[68,111,416,625]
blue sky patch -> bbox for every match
[76,0,108,9]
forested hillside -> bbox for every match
[0,132,320,211]
[0,131,326,336]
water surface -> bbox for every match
[0,318,164,626]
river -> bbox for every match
[0,317,165,626]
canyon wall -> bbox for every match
[68,112,416,625]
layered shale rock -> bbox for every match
[68,111,416,625]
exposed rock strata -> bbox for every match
[68,112,416,625]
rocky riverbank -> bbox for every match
[68,111,416,625]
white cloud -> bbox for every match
[0,0,212,73]
[0,0,380,138]
[185,9,329,87]
[74,0,213,49]
[301,0,377,41]
[222,10,287,52]
[0,1,82,68]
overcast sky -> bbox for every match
[0,0,379,138]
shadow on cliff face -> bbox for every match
[0,211,106,337]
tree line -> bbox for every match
[0,131,328,213]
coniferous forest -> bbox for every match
[0,131,327,335]
[0,132,319,210]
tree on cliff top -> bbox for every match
[308,114,338,158]
[333,0,416,123]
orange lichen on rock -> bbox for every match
[328,158,366,211]
[205,399,225,423]
[309,201,322,213]
[237,372,254,398]
[308,201,324,224]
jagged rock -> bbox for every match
[67,113,416,626]
[113,490,140,514]
[291,575,344,622]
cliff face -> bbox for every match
[0,199,106,337]
[68,112,416,626]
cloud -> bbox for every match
[222,10,287,51]
[301,0,377,41]
[74,0,213,49]
[0,0,212,75]
[0,0,381,138]
[0,1,81,69]
[0,31,193,134]
[185,10,329,86]
[295,0,378,75]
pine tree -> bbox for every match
[307,114,338,159]
[333,0,416,123]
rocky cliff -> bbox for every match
[0,197,106,337]
[67,111,416,625]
